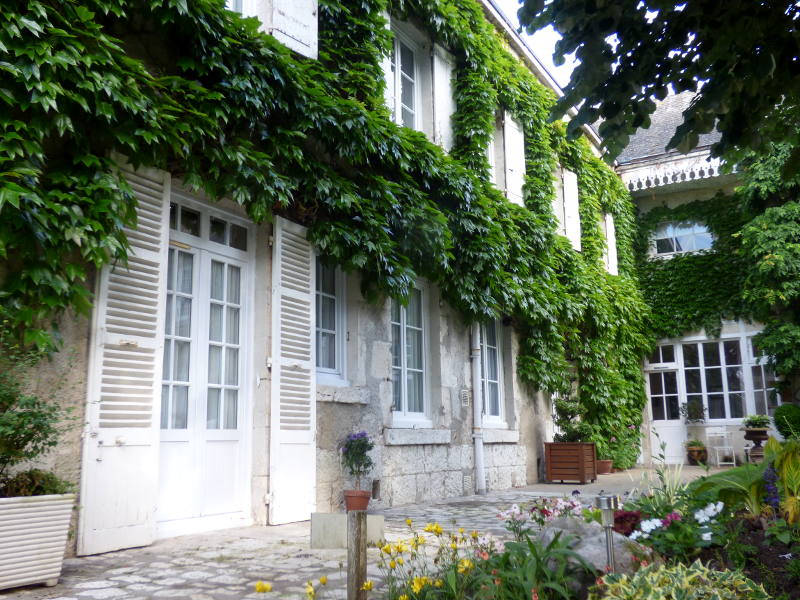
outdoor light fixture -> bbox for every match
[594,494,620,572]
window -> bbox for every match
[481,321,504,424]
[652,221,713,256]
[750,338,782,416]
[391,287,428,424]
[387,35,418,129]
[649,371,680,421]
[682,340,745,420]
[648,344,676,365]
[315,258,346,383]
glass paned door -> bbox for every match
[648,371,679,421]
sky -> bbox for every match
[494,0,578,89]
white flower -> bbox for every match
[630,531,642,540]
[701,532,712,541]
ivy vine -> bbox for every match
[0,0,650,467]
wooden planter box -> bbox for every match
[545,442,597,484]
[0,494,75,591]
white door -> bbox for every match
[647,370,686,463]
[78,163,170,556]
[269,217,316,524]
[157,198,253,537]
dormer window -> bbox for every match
[652,221,713,256]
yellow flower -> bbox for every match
[394,542,407,554]
[319,576,327,586]
[399,596,409,600]
[450,542,457,550]
[305,583,315,600]
[458,527,465,534]
[381,543,392,554]
[389,560,396,570]
[405,518,413,527]
[457,558,474,574]
[423,522,444,535]
[254,581,273,593]
[411,577,427,594]
[434,579,444,588]
[470,530,479,539]
[397,557,405,565]
[361,580,374,591]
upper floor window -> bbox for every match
[481,321,504,425]
[391,286,429,425]
[652,221,713,256]
[387,34,419,129]
[315,258,346,384]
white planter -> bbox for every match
[0,493,75,591]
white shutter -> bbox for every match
[432,45,455,152]
[270,0,318,59]
[562,168,581,251]
[603,213,618,275]
[78,162,170,555]
[502,112,526,206]
[269,217,317,524]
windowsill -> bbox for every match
[317,384,368,405]
[384,428,449,446]
[316,371,349,388]
[482,429,519,444]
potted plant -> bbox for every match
[742,414,771,463]
[545,396,597,484]
[685,439,708,465]
[339,430,374,511]
[0,334,74,591]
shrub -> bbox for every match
[0,469,73,497]
[590,560,770,600]
[774,403,800,439]
[0,333,72,496]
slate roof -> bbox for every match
[616,92,721,164]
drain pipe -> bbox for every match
[471,323,487,495]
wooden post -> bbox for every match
[347,510,367,600]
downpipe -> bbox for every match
[471,323,487,495]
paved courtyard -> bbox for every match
[3,467,714,600]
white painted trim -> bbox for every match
[483,429,519,444]
[619,149,729,193]
[315,259,348,386]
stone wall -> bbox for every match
[315,273,546,512]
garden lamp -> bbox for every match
[594,494,620,572]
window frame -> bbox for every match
[315,257,348,386]
[385,25,424,132]
[390,282,431,428]
[644,331,783,424]
[650,220,715,257]
[480,320,506,427]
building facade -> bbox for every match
[8,0,634,558]
[617,93,786,465]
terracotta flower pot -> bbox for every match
[343,489,371,511]
[597,459,613,474]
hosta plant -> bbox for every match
[590,560,770,600]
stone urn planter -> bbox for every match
[545,442,597,484]
[0,493,75,591]
[742,427,770,463]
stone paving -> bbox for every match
[3,467,714,600]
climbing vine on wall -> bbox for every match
[0,0,650,466]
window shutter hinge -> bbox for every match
[268,235,274,247]
[266,356,273,370]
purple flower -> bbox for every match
[628,424,636,430]
[764,465,780,511]
[610,436,617,442]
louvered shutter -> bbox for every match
[77,162,170,555]
[269,217,317,524]
[562,168,581,251]
[603,213,618,275]
[433,45,455,151]
[503,112,526,206]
